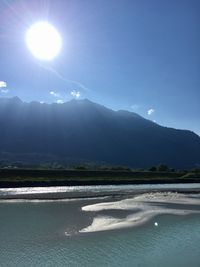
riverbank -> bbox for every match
[0,168,199,188]
[0,183,200,200]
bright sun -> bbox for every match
[26,21,62,61]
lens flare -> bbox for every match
[26,21,62,61]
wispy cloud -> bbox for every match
[56,99,64,104]
[71,90,81,98]
[50,91,60,98]
[131,104,139,110]
[0,81,7,88]
[38,64,90,92]
[147,108,155,116]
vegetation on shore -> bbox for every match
[0,165,199,187]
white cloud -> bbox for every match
[131,104,139,110]
[56,99,64,104]
[0,88,9,94]
[147,108,155,116]
[0,81,7,88]
[71,90,81,98]
[50,91,60,97]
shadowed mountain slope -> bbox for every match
[0,97,200,168]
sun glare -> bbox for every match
[26,21,62,61]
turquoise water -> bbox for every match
[0,198,200,267]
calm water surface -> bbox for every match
[0,184,200,267]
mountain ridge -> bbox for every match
[0,97,199,168]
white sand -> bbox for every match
[80,192,200,233]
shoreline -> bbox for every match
[0,168,199,188]
[0,186,200,200]
[0,178,200,189]
[0,186,200,234]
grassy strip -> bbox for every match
[0,168,199,187]
[0,168,184,178]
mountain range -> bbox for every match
[0,97,200,169]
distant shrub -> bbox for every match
[149,166,157,172]
[157,164,169,172]
[191,168,200,173]
[74,165,88,170]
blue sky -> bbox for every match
[0,0,199,135]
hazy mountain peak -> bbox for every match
[0,96,22,103]
[0,97,200,168]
